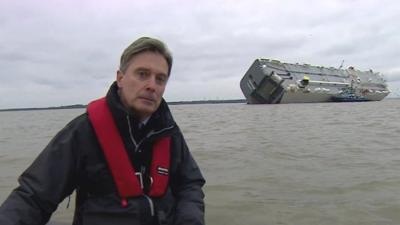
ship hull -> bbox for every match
[240,59,390,104]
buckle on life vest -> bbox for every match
[135,172,144,190]
[136,172,154,191]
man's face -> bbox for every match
[117,51,169,120]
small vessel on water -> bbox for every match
[240,59,390,104]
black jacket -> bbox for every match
[0,82,205,225]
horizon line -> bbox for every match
[0,99,247,112]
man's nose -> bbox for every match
[145,76,157,91]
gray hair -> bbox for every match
[119,37,173,75]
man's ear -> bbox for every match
[116,70,123,88]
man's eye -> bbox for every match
[137,71,148,78]
[157,76,167,84]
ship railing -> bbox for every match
[306,80,350,87]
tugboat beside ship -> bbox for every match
[240,59,390,104]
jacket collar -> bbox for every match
[105,81,176,136]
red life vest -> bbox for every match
[87,97,171,206]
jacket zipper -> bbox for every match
[126,114,174,152]
[144,195,155,216]
[126,115,138,149]
[125,114,174,216]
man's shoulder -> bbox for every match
[61,112,92,134]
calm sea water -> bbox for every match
[1,99,400,225]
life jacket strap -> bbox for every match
[87,97,171,201]
[149,137,171,197]
[88,97,143,198]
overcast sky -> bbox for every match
[1,0,400,109]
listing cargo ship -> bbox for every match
[240,59,390,104]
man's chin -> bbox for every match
[135,102,157,116]
[138,98,157,109]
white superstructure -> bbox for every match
[240,59,390,104]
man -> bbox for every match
[0,37,205,225]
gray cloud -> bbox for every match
[1,0,400,108]
[384,70,400,82]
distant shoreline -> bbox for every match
[0,99,247,112]
[2,97,399,112]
